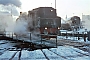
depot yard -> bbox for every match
[0,36,90,60]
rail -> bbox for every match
[39,34,58,47]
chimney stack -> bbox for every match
[20,12,22,15]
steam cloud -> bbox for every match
[0,0,21,7]
[0,0,40,39]
[1,5,19,16]
[14,12,40,39]
[0,0,21,16]
[14,12,30,38]
[0,14,15,33]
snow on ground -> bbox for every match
[0,40,18,49]
[0,28,90,60]
[21,50,46,59]
[0,46,90,60]
[0,51,17,58]
[60,28,88,34]
[57,36,90,43]
[58,28,90,43]
[42,49,64,60]
[50,46,90,60]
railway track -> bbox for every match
[1,48,89,60]
[0,38,90,60]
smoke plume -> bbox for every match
[0,14,15,33]
[0,0,21,7]
[14,12,29,37]
[0,0,21,16]
[14,12,40,39]
[1,5,19,16]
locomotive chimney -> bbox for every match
[20,12,22,15]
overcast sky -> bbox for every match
[0,0,90,19]
[20,0,90,19]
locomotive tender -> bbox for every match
[28,7,61,38]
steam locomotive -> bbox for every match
[67,16,81,31]
[61,16,81,31]
[28,7,61,38]
[70,16,81,26]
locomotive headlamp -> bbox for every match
[58,27,60,29]
[51,10,53,11]
[45,27,47,29]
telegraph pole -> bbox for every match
[55,0,56,9]
[55,0,57,16]
[11,5,13,17]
